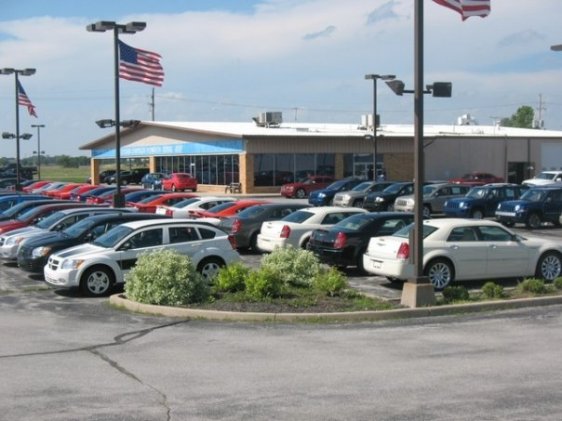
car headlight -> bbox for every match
[515,204,521,212]
[32,246,52,259]
[375,197,385,203]
[61,259,85,270]
[406,199,415,205]
[5,236,20,246]
[318,193,326,198]
[459,202,468,209]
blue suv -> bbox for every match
[308,178,362,206]
[495,186,562,228]
[443,183,527,219]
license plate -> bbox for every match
[372,260,382,270]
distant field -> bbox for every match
[39,165,90,183]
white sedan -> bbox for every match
[257,206,367,252]
[155,196,236,218]
[362,218,562,290]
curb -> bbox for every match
[109,294,562,323]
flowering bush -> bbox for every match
[124,249,209,306]
[313,267,347,296]
[244,266,284,300]
[214,262,250,293]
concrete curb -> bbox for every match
[109,293,562,323]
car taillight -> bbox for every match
[231,219,241,234]
[280,225,291,238]
[227,234,237,249]
[396,242,410,260]
[165,209,173,217]
[333,231,347,249]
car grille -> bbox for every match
[395,199,408,207]
[445,202,461,210]
[18,244,32,258]
[498,203,517,212]
[47,257,61,271]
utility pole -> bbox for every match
[534,94,546,129]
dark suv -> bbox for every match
[108,168,149,185]
[443,183,528,219]
[495,186,562,228]
[363,182,414,212]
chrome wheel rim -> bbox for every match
[86,271,110,295]
[200,262,221,281]
[428,262,452,289]
[540,254,561,281]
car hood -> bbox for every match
[50,243,106,260]
[21,231,71,249]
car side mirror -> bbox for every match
[120,241,133,251]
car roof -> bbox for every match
[53,207,123,215]
[118,218,222,230]
[423,218,502,229]
[297,206,365,214]
[82,212,169,223]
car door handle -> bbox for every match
[450,245,460,250]
[489,244,497,249]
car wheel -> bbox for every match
[295,188,306,199]
[353,199,364,208]
[249,232,259,253]
[526,213,542,229]
[80,265,114,297]
[471,209,484,219]
[422,205,431,219]
[197,257,224,282]
[192,188,197,192]
[536,251,562,281]
[501,220,515,228]
[387,203,394,211]
[424,258,454,290]
[355,250,366,274]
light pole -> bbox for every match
[31,124,45,179]
[0,67,36,191]
[87,20,146,207]
[364,74,395,180]
[385,71,452,307]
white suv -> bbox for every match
[44,219,241,296]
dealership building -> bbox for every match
[80,113,562,193]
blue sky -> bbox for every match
[1,0,562,157]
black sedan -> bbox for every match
[17,212,169,273]
[218,203,310,251]
[307,212,414,273]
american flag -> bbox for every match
[118,40,164,87]
[433,0,491,21]
[17,80,37,118]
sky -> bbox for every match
[1,0,562,158]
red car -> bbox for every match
[0,202,91,235]
[280,175,334,199]
[48,183,85,199]
[22,180,51,193]
[190,199,270,220]
[65,184,100,201]
[161,173,198,192]
[133,193,199,213]
[448,172,504,186]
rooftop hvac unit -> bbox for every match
[252,112,283,127]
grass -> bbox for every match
[38,165,90,183]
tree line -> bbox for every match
[0,155,90,168]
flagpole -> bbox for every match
[113,27,124,207]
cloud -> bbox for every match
[497,29,545,48]
[366,0,400,25]
[303,25,336,41]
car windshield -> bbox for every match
[351,182,372,192]
[173,198,200,208]
[461,173,478,180]
[393,223,438,239]
[466,187,489,199]
[16,207,43,221]
[383,183,407,194]
[282,210,313,223]
[34,211,66,229]
[535,172,557,180]
[423,185,439,195]
[520,189,547,202]
[206,202,237,214]
[325,180,348,190]
[1,202,38,218]
[92,225,134,248]
[237,206,267,218]
[62,218,97,238]
[137,195,160,204]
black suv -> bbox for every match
[363,182,414,211]
[108,168,149,185]
[17,212,169,272]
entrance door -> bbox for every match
[353,162,370,180]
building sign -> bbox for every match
[92,139,244,158]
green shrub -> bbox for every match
[260,246,322,287]
[124,249,209,306]
[481,282,505,299]
[313,267,348,296]
[517,278,547,295]
[554,277,562,290]
[442,286,470,303]
[244,266,284,300]
[214,262,250,293]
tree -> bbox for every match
[500,106,535,128]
